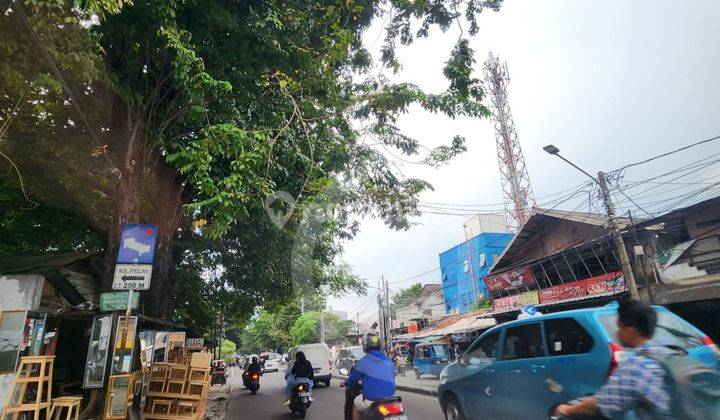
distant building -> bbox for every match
[439,226,513,314]
[328,310,347,320]
[393,284,445,333]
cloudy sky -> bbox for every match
[327,0,720,321]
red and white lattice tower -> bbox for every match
[483,52,536,231]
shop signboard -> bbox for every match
[539,271,625,305]
[484,266,535,293]
[492,291,539,313]
[100,292,140,312]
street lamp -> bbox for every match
[543,144,597,182]
[542,144,640,299]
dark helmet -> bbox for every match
[362,333,382,353]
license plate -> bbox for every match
[299,392,310,397]
[313,368,321,373]
[387,416,408,420]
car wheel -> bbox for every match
[443,395,466,420]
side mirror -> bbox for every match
[339,368,349,376]
[458,355,468,366]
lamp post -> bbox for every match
[543,145,639,299]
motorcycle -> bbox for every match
[211,360,227,386]
[242,371,261,394]
[340,368,408,420]
[288,382,312,418]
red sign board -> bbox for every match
[539,271,625,305]
[484,266,535,293]
[492,291,539,313]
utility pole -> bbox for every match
[598,171,640,299]
[320,311,325,343]
[356,312,361,344]
[383,276,391,352]
[376,282,385,345]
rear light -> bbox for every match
[251,374,259,380]
[608,343,627,376]
[298,384,305,391]
[377,402,404,416]
[704,336,720,357]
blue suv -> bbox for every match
[438,302,719,420]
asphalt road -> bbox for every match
[225,367,444,419]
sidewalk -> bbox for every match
[204,383,232,420]
[333,370,439,397]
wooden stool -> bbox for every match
[188,366,210,382]
[150,399,173,415]
[176,401,198,417]
[148,378,166,393]
[187,380,207,397]
[168,364,188,380]
[149,363,171,379]
[165,378,185,394]
[49,396,82,420]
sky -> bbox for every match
[327,0,720,323]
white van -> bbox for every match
[287,343,332,386]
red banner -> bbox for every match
[539,271,625,305]
[484,266,535,293]
[492,291,539,313]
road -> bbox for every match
[225,367,444,419]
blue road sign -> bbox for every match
[117,224,158,264]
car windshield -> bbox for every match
[598,310,705,349]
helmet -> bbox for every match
[362,333,382,353]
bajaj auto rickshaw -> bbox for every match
[211,360,227,386]
[413,342,452,379]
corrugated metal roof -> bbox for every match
[489,208,625,273]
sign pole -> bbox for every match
[118,289,133,371]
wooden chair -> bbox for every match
[48,396,82,420]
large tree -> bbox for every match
[0,0,500,318]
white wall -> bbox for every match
[0,274,45,409]
[0,274,45,311]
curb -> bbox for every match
[332,374,438,397]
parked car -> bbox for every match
[335,345,365,373]
[413,342,453,379]
[260,352,283,372]
[438,302,719,420]
[288,343,333,387]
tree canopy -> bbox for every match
[0,0,501,323]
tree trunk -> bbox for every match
[103,95,146,290]
[144,160,185,319]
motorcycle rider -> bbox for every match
[283,351,315,406]
[340,333,396,420]
[244,357,262,384]
[555,299,672,419]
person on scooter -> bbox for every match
[555,299,672,419]
[244,357,261,383]
[341,333,396,420]
[283,351,314,406]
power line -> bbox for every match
[615,133,720,173]
[11,0,118,176]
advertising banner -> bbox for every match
[539,271,625,305]
[492,291,540,313]
[484,266,535,293]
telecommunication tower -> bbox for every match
[483,52,536,230]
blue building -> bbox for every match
[439,232,513,314]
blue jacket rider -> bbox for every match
[343,333,395,420]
